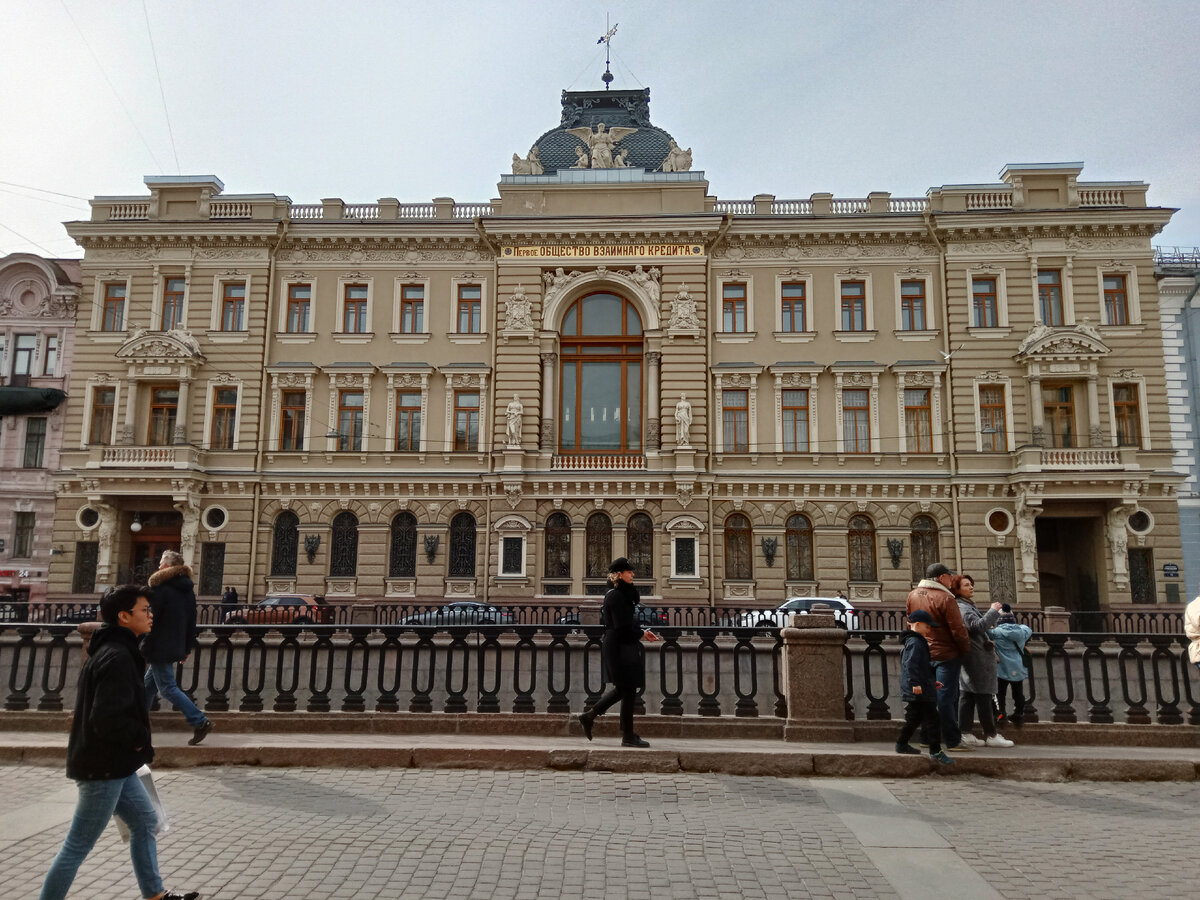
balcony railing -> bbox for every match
[89,445,199,468]
[550,454,646,471]
[1015,445,1133,472]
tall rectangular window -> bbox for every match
[781,388,809,452]
[280,390,305,450]
[342,284,368,333]
[1104,274,1129,325]
[400,284,424,333]
[286,284,311,333]
[43,335,58,375]
[395,391,422,451]
[840,281,866,331]
[1043,383,1075,448]
[843,389,870,453]
[780,282,806,332]
[161,278,185,330]
[210,387,237,450]
[147,386,179,446]
[904,388,932,453]
[1129,548,1156,604]
[199,543,226,597]
[900,280,926,330]
[1038,269,1064,325]
[722,283,747,332]
[454,390,479,451]
[979,385,1007,451]
[12,334,36,375]
[1113,383,1142,447]
[102,283,126,331]
[337,390,364,451]
[23,417,47,468]
[73,541,99,593]
[12,512,35,558]
[457,284,481,333]
[972,277,999,327]
[221,283,246,331]
[90,387,115,444]
[722,389,749,452]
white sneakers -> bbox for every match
[985,734,1015,748]
[958,733,982,746]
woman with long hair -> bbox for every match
[578,557,658,747]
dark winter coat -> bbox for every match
[956,597,1000,694]
[140,564,198,664]
[905,579,970,661]
[66,624,154,781]
[899,630,938,703]
[601,579,645,690]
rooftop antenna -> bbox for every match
[597,17,618,90]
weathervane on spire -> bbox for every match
[597,18,618,89]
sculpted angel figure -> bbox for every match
[505,394,523,447]
[566,122,637,169]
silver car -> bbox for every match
[738,596,860,630]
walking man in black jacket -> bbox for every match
[143,550,213,745]
[40,584,200,900]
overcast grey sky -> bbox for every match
[3,0,1198,258]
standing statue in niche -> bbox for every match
[565,123,638,170]
[674,393,693,448]
[1107,506,1131,579]
[505,394,524,447]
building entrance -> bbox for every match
[1035,513,1103,619]
[122,511,182,584]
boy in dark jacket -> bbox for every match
[896,609,954,765]
[41,584,200,900]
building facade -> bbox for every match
[49,88,1184,612]
[0,253,79,603]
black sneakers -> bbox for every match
[895,743,921,755]
[188,720,214,746]
[161,891,201,899]
[621,735,650,748]
[578,712,594,741]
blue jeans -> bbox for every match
[41,772,164,900]
[145,661,207,728]
[932,657,963,748]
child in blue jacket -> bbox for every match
[896,610,954,764]
[990,605,1033,724]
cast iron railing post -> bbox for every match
[657,627,684,716]
[239,630,267,712]
[1080,633,1113,724]
[374,628,404,712]
[273,630,301,712]
[306,627,335,713]
[1148,634,1182,725]
[1116,634,1150,724]
[409,629,435,713]
[37,626,72,712]
[694,626,721,716]
[1044,633,1076,723]
[342,625,371,713]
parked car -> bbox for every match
[735,597,860,631]
[55,604,101,625]
[554,604,668,627]
[223,594,331,625]
[404,602,516,626]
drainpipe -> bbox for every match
[705,215,732,608]
[1178,273,1200,597]
[923,209,963,569]
[245,218,288,601]
[480,214,499,606]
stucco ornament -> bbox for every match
[1107,505,1131,583]
[627,265,661,305]
[510,146,544,175]
[674,393,693,448]
[661,140,693,173]
[565,123,637,169]
[667,284,700,331]
[505,394,523,447]
[505,286,533,331]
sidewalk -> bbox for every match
[3,723,1198,781]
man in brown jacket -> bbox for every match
[905,562,970,749]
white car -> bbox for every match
[737,596,860,631]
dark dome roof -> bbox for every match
[529,88,678,174]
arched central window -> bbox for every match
[560,292,643,453]
[724,513,753,581]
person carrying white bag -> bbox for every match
[40,584,200,900]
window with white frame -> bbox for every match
[96,277,130,332]
[833,273,874,337]
[966,267,1009,330]
[449,276,488,340]
[397,283,426,333]
[43,335,58,375]
[770,368,820,455]
[716,275,755,339]
[972,375,1015,452]
[499,535,526,576]
[833,369,881,454]
[713,368,761,453]
[84,382,119,446]
[1097,266,1141,326]
[1033,261,1075,326]
[895,274,933,332]
[779,280,808,333]
[268,370,314,452]
[159,277,186,331]
[895,369,943,454]
[672,536,697,577]
[211,275,250,333]
[1108,376,1150,449]
[205,380,241,450]
[336,277,373,337]
[284,282,312,333]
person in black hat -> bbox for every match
[896,609,953,764]
[578,557,659,747]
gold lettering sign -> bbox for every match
[501,244,704,259]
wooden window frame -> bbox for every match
[342,283,368,334]
[722,282,748,333]
[972,277,999,328]
[781,388,809,453]
[847,514,877,582]
[399,284,425,334]
[1112,382,1142,448]
[457,284,482,334]
[903,388,933,453]
[1103,273,1130,326]
[899,280,927,331]
[147,384,179,447]
[780,282,806,333]
[1043,382,1076,449]
[723,513,753,581]
[840,280,867,331]
[842,388,871,453]
[337,389,365,452]
[722,388,749,453]
[210,387,238,450]
[394,390,422,451]
[453,390,480,452]
[89,386,116,445]
[1038,269,1064,326]
[102,282,126,332]
[220,282,246,332]
[160,277,185,331]
[978,384,1008,451]
[285,283,311,334]
[279,389,306,451]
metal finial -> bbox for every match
[597,19,618,91]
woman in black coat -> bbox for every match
[578,557,658,747]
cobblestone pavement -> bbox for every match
[2,765,1193,899]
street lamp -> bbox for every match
[130,513,143,533]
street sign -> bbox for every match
[1163,563,1180,578]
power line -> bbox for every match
[0,222,59,256]
[141,0,181,174]
[58,0,166,172]
[0,181,90,201]
[0,187,91,212]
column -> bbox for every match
[173,378,191,445]
[645,351,661,451]
[1086,374,1102,447]
[540,352,557,451]
[121,375,138,444]
[1028,376,1044,447]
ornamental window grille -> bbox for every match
[270,511,299,576]
[388,512,417,577]
[199,543,226,596]
[986,548,1016,606]
[73,541,99,593]
[544,512,571,578]
[1128,548,1156,604]
[585,512,612,578]
[329,512,359,577]
[674,537,697,577]
[448,512,477,577]
[848,514,877,582]
[910,515,939,584]
[627,512,653,578]
[785,513,814,581]
[724,513,753,580]
[501,537,523,575]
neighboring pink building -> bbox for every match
[0,253,79,605]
